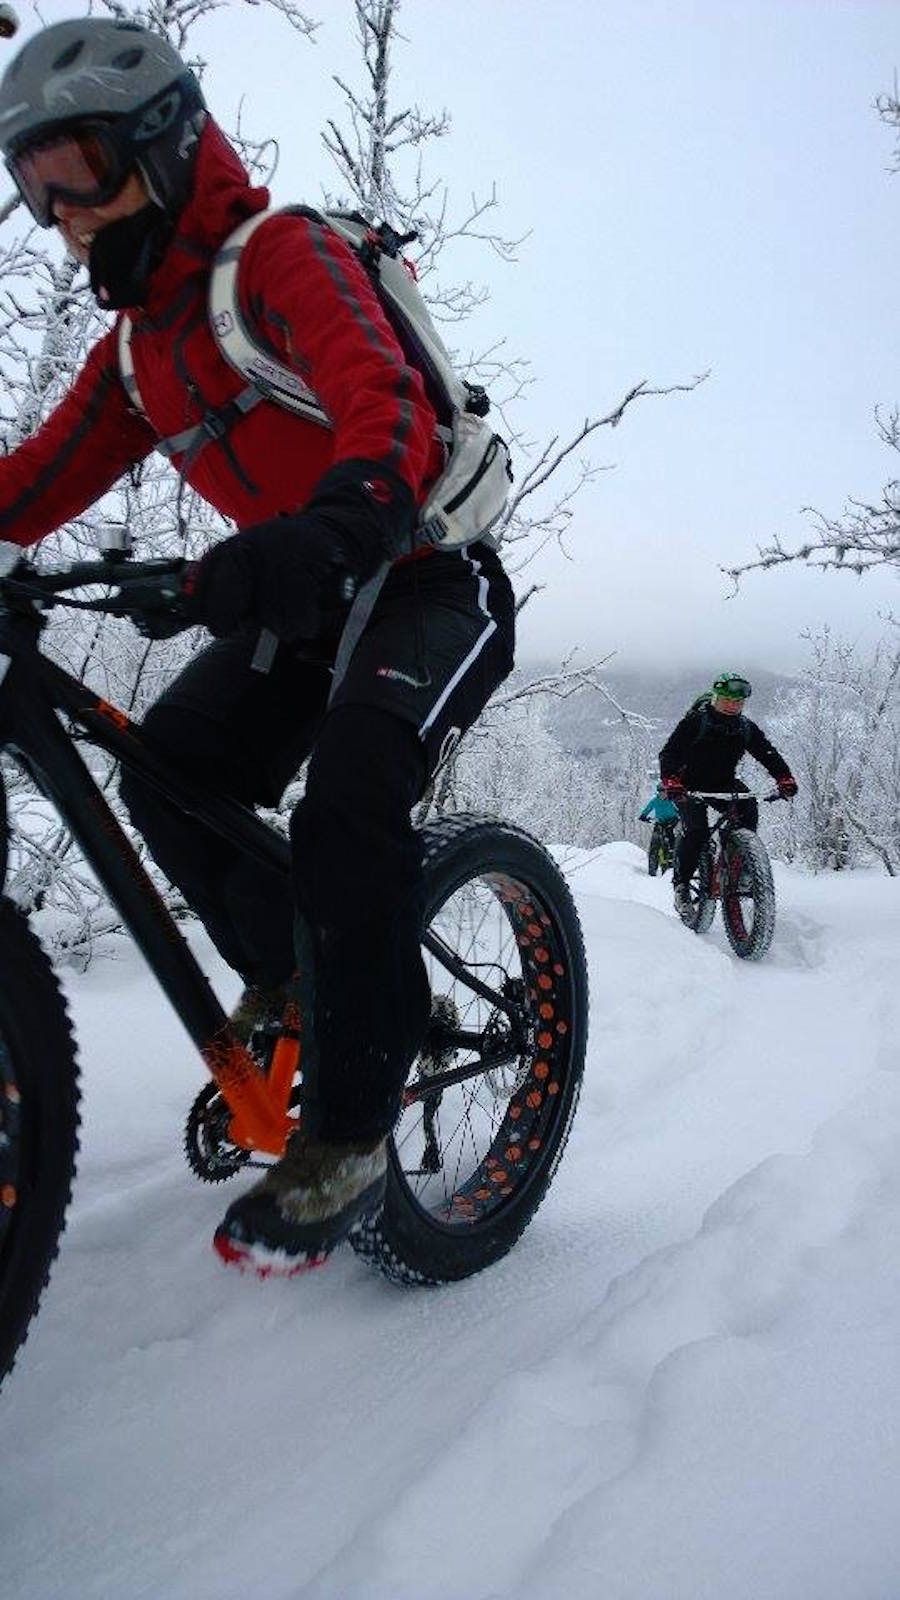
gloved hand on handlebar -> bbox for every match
[123,566,194,640]
[182,460,417,642]
[661,775,686,798]
[181,517,359,641]
[777,774,798,798]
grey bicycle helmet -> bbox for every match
[0,17,206,222]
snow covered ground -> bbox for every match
[2,842,899,1600]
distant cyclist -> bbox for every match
[639,782,679,876]
[638,784,680,827]
[658,673,797,913]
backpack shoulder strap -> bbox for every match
[116,207,332,461]
[691,703,751,754]
[208,207,331,428]
[117,310,265,464]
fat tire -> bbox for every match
[682,845,716,934]
[0,897,80,1386]
[722,828,776,960]
[350,815,588,1286]
[647,824,663,876]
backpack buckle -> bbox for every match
[201,410,229,442]
[463,381,491,418]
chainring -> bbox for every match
[184,1081,253,1184]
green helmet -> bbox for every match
[712,672,751,700]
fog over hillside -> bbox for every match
[520,662,796,758]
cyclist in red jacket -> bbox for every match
[0,19,515,1275]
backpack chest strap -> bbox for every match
[119,313,271,466]
[117,216,333,469]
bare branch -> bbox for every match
[502,372,709,528]
[729,90,900,588]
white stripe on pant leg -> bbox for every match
[418,617,497,737]
[418,550,497,738]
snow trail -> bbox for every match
[2,846,898,1600]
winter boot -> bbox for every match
[213,1131,388,1277]
[673,882,693,919]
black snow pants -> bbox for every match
[120,544,515,1142]
[673,792,759,888]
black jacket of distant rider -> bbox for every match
[659,705,792,791]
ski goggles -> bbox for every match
[6,121,135,228]
[712,675,751,700]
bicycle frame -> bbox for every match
[0,572,305,1153]
[683,789,779,898]
[0,558,500,1158]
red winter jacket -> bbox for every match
[0,121,442,547]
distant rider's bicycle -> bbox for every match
[676,790,787,961]
[646,819,676,877]
[0,551,589,1387]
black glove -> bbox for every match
[121,566,194,640]
[185,459,418,641]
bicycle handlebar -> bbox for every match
[683,789,786,804]
[0,554,187,615]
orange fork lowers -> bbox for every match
[202,1027,300,1157]
[266,993,303,1109]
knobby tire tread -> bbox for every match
[690,846,717,934]
[0,897,80,1386]
[648,824,662,877]
[350,815,588,1286]
[722,828,776,960]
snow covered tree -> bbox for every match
[727,84,900,585]
[442,667,654,846]
[770,628,900,873]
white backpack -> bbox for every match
[119,205,512,552]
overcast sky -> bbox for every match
[13,0,900,674]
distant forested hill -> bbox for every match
[521,663,796,757]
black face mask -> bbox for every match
[88,204,174,310]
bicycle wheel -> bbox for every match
[0,897,80,1386]
[681,844,716,933]
[721,828,776,960]
[648,825,664,876]
[350,815,588,1285]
